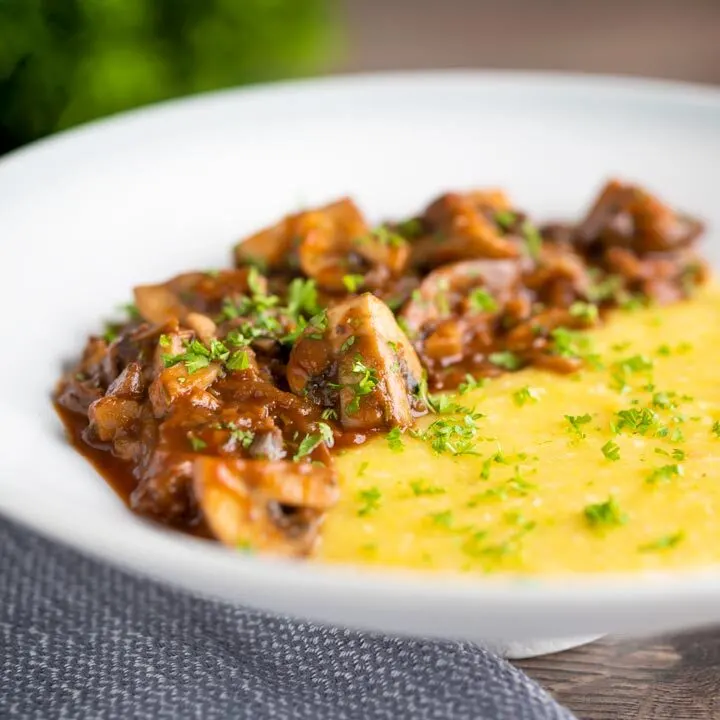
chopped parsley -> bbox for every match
[712,421,720,438]
[428,510,454,529]
[521,220,542,260]
[386,427,404,452]
[358,461,369,477]
[513,386,542,407]
[357,487,382,516]
[187,433,207,452]
[306,310,329,340]
[340,335,356,353]
[494,209,517,230]
[293,422,334,460]
[226,349,251,371]
[414,413,482,456]
[469,288,498,313]
[654,447,685,461]
[569,302,599,323]
[565,413,592,438]
[584,496,628,528]
[646,463,683,485]
[458,374,486,395]
[342,274,365,293]
[638,532,684,552]
[346,356,379,414]
[488,351,522,371]
[321,408,338,420]
[409,479,446,496]
[550,328,601,367]
[601,440,621,461]
[286,278,320,320]
[612,407,661,436]
[395,218,424,238]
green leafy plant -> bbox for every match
[0,0,336,153]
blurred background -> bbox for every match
[1,0,718,155]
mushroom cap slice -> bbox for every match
[411,191,520,268]
[287,293,423,430]
[401,259,520,333]
[194,456,338,556]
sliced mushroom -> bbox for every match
[401,259,520,333]
[87,396,143,443]
[149,362,222,418]
[575,180,704,253]
[134,269,264,326]
[411,191,521,268]
[194,456,338,555]
[287,293,423,430]
[296,198,410,291]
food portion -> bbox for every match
[55,180,714,572]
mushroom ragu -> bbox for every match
[55,181,707,555]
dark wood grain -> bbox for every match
[516,628,720,719]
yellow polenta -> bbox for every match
[319,283,720,575]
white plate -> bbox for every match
[2,72,720,657]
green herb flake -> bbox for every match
[712,421,720,438]
[489,351,522,371]
[187,433,207,452]
[521,220,543,260]
[342,274,365,293]
[513,386,542,407]
[494,210,517,230]
[357,461,369,478]
[409,479,446,496]
[601,440,621,461]
[569,302,599,323]
[565,413,592,438]
[584,496,628,528]
[639,532,684,553]
[386,427,404,453]
[226,350,251,371]
[469,288,498,313]
[357,487,382,517]
[646,463,683,485]
[340,335,356,353]
[458,374,486,395]
[428,510,454,529]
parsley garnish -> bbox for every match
[513,386,542,407]
[494,210,517,230]
[569,302,599,323]
[342,274,365,293]
[646,464,683,485]
[565,413,592,438]
[346,355,379,414]
[386,427,404,452]
[601,440,621,461]
[469,288,497,312]
[187,433,207,452]
[712,421,720,438]
[458,374,486,395]
[638,532,684,552]
[428,510,454,529]
[226,350,251,371]
[489,351,522,371]
[293,422,334,460]
[357,487,382,516]
[340,335,356,353]
[521,220,542,260]
[584,496,628,528]
[612,407,661,436]
[409,479,446,496]
[306,310,329,340]
[415,414,482,456]
[286,278,320,320]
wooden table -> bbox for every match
[515,628,720,719]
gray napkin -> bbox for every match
[0,517,575,720]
